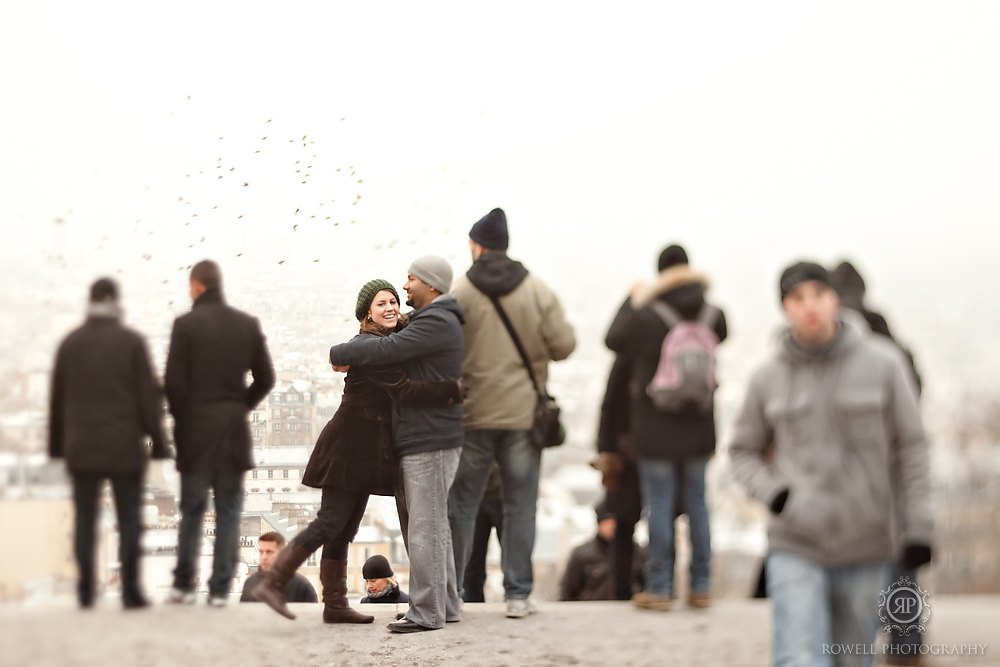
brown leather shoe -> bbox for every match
[632,591,672,611]
[687,592,712,609]
[320,559,374,624]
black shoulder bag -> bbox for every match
[487,295,566,450]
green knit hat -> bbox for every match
[355,279,399,321]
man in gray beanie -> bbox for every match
[449,207,576,619]
[329,254,465,633]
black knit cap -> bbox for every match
[469,208,509,250]
[355,279,399,321]
[595,499,615,522]
[830,260,866,310]
[362,554,394,580]
[779,261,834,302]
[657,244,689,272]
[89,277,119,303]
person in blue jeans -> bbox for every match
[604,244,728,610]
[448,208,577,619]
[729,261,933,667]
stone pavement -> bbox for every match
[1,596,997,667]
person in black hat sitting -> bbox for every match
[360,554,409,604]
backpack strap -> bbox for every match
[697,304,720,329]
[649,301,682,328]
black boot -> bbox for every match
[321,559,374,624]
[253,541,313,620]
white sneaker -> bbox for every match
[505,598,537,619]
[207,595,228,608]
[167,588,196,605]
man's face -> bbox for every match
[403,275,434,309]
[365,577,390,595]
[258,540,281,572]
[597,517,617,541]
[783,280,840,346]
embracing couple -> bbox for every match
[253,254,466,634]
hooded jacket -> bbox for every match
[451,252,576,431]
[604,265,728,461]
[728,319,933,567]
[328,296,465,456]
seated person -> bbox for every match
[359,554,409,604]
[560,499,645,601]
[241,532,317,603]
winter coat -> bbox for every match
[728,319,933,567]
[604,266,728,461]
[559,535,645,601]
[240,570,317,603]
[303,318,465,495]
[451,252,576,431]
[360,585,409,604]
[328,296,465,457]
[164,289,275,473]
[49,305,168,474]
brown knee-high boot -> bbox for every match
[321,559,374,624]
[253,541,313,620]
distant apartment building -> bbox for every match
[250,381,322,448]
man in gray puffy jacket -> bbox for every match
[728,261,932,667]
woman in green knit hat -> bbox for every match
[252,279,464,624]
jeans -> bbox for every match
[608,461,642,600]
[293,485,368,560]
[767,551,891,667]
[173,469,244,597]
[462,494,503,602]
[638,456,711,596]
[401,447,462,629]
[448,429,541,600]
[72,472,143,605]
[884,564,924,659]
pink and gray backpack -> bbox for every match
[645,301,720,413]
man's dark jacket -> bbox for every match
[328,295,465,457]
[164,288,275,473]
[49,307,168,473]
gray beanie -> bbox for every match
[407,255,453,294]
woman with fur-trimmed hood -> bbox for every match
[604,244,727,611]
[253,279,463,625]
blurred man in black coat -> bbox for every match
[49,277,169,609]
[165,260,275,606]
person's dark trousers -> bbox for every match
[173,469,244,597]
[884,564,925,662]
[72,471,143,608]
[607,462,642,600]
[462,495,503,603]
[293,485,368,559]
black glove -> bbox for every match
[900,544,933,569]
[770,488,790,515]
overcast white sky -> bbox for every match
[2,1,999,407]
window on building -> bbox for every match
[283,470,289,479]
[273,423,281,432]
[251,470,257,480]
[251,412,260,423]
[267,470,274,480]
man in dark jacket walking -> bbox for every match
[605,244,727,611]
[165,260,275,606]
[329,255,465,633]
[49,277,169,609]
